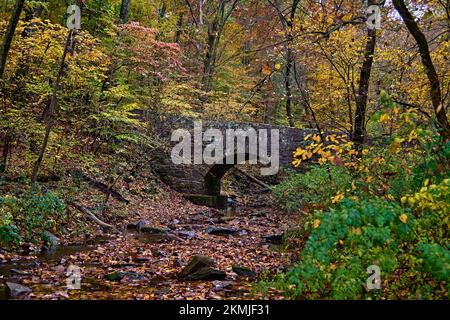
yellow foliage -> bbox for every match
[399,214,408,224]
[331,191,345,204]
[313,219,321,229]
[389,138,404,154]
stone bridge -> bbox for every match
[147,113,320,206]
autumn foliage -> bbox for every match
[0,0,448,301]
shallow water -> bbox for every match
[0,237,110,299]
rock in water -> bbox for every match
[126,220,148,230]
[175,230,197,239]
[179,255,215,279]
[262,233,284,244]
[124,272,146,281]
[184,267,226,281]
[212,280,233,291]
[5,282,32,298]
[141,226,170,234]
[43,231,59,247]
[10,269,29,275]
[232,265,257,278]
[104,271,127,281]
[205,226,239,236]
[104,271,145,281]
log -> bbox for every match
[69,201,116,230]
[233,167,271,190]
[68,169,130,204]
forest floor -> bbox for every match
[0,180,300,300]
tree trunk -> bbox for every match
[353,27,377,145]
[33,1,45,18]
[284,46,295,127]
[0,0,25,79]
[120,0,131,24]
[0,130,11,173]
[199,0,204,25]
[175,12,183,43]
[202,14,219,91]
[275,0,300,127]
[31,30,74,182]
[202,0,238,91]
[392,0,450,141]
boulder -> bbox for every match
[126,220,149,230]
[205,226,239,236]
[179,255,215,279]
[141,226,170,234]
[125,272,146,281]
[184,267,226,281]
[262,233,284,245]
[5,282,32,298]
[104,271,127,281]
[168,219,180,230]
[43,231,59,247]
[175,230,197,239]
[212,280,233,292]
[238,230,249,236]
[10,269,29,275]
[190,214,212,224]
[232,265,257,278]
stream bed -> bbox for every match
[0,204,294,300]
[0,236,111,299]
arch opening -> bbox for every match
[204,153,270,196]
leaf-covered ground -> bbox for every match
[1,185,299,300]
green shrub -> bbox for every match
[272,165,351,213]
[417,243,449,282]
[0,224,21,247]
[265,193,449,299]
[19,189,66,237]
[402,178,449,248]
[0,189,66,247]
[0,209,21,247]
[1,197,21,247]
